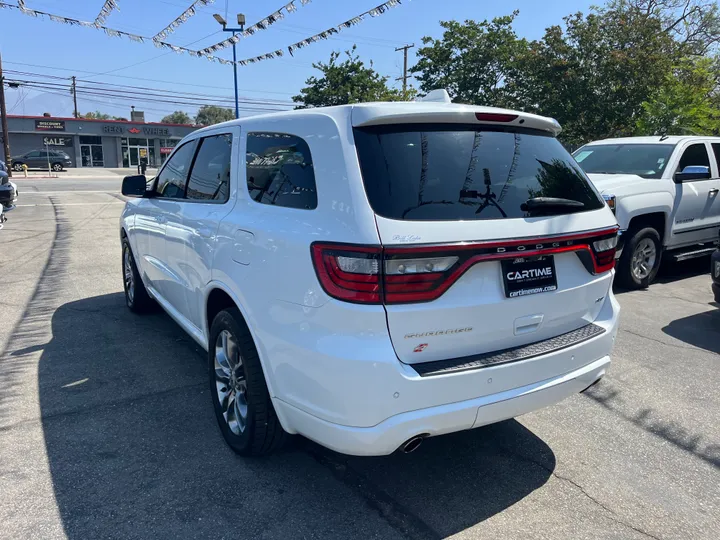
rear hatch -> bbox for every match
[351,112,618,364]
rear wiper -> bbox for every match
[521,197,585,213]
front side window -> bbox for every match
[246,132,317,210]
[573,144,675,179]
[678,143,711,173]
[154,140,196,199]
[187,134,232,202]
[354,125,604,221]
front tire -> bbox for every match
[208,308,287,456]
[51,163,63,172]
[617,227,662,289]
[122,239,154,313]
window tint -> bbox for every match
[155,140,196,199]
[26,151,41,158]
[712,144,720,176]
[354,125,604,221]
[187,134,232,202]
[246,132,317,210]
[678,143,710,172]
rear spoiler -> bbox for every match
[352,95,561,135]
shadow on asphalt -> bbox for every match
[662,308,720,355]
[38,293,555,539]
[614,255,711,294]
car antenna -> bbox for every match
[659,128,669,142]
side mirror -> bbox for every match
[121,175,149,197]
[674,165,711,183]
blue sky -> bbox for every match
[1,0,595,121]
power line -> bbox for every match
[5,74,295,106]
[4,61,296,95]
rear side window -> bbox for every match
[246,132,317,210]
[187,134,232,202]
[353,125,604,221]
[155,140,196,199]
[678,143,711,172]
[710,144,720,177]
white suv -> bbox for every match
[120,95,620,456]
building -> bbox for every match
[2,113,199,169]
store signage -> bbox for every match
[35,120,65,131]
[143,127,170,136]
[139,148,148,158]
[43,136,73,147]
[102,125,171,136]
[160,147,174,155]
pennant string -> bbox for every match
[94,0,120,26]
[152,0,214,41]
[0,0,405,68]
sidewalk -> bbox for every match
[9,167,159,180]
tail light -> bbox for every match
[311,227,618,305]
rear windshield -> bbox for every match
[353,125,604,221]
[573,143,676,179]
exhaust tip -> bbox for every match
[400,434,427,454]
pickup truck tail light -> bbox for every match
[311,227,618,305]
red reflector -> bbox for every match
[475,112,519,123]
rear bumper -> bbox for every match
[271,292,620,456]
[275,356,610,456]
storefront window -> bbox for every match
[122,137,152,168]
[79,135,104,167]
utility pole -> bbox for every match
[395,43,415,94]
[71,76,79,118]
[0,51,11,177]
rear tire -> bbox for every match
[12,162,23,172]
[617,227,662,289]
[122,239,154,313]
[208,308,287,456]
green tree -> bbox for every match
[515,6,679,147]
[161,110,192,124]
[83,110,113,120]
[637,56,720,135]
[412,13,528,107]
[195,105,234,126]
[293,46,408,108]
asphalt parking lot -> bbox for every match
[1,178,718,540]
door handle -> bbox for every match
[155,214,167,224]
[709,189,719,196]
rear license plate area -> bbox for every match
[501,255,558,298]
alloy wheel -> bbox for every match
[214,330,248,435]
[52,164,62,172]
[123,247,135,304]
[631,238,657,281]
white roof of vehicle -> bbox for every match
[193,97,562,136]
[584,135,720,146]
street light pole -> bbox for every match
[214,13,245,120]
[231,31,239,119]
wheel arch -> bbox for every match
[203,282,284,416]
[627,212,667,244]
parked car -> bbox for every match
[574,136,720,289]
[11,149,72,172]
[120,92,620,456]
